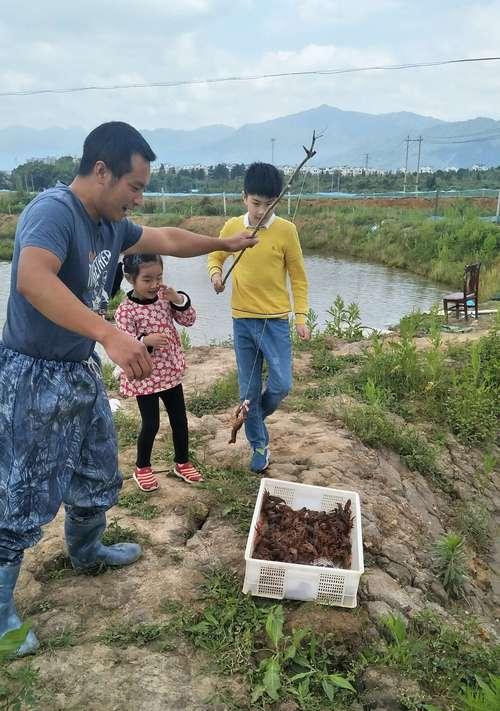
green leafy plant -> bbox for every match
[325,296,364,340]
[432,533,468,598]
[0,623,31,661]
[179,327,192,350]
[101,362,119,391]
[459,674,500,711]
[0,663,40,710]
[252,606,355,707]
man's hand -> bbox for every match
[221,231,258,252]
[101,329,153,380]
[144,333,170,348]
[296,324,311,341]
[211,273,225,293]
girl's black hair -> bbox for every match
[112,254,162,296]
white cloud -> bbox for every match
[0,1,498,131]
[295,0,400,24]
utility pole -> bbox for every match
[403,136,410,193]
[415,136,423,194]
[270,137,276,164]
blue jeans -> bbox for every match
[0,345,121,565]
[233,318,292,450]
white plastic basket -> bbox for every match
[243,478,364,608]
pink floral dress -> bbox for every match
[114,290,195,397]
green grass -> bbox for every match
[339,402,442,482]
[101,517,142,544]
[200,465,260,532]
[112,409,139,448]
[101,621,176,652]
[101,362,119,391]
[186,369,239,417]
[432,533,468,599]
[454,502,492,555]
[371,611,500,708]
[117,492,161,520]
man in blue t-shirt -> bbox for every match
[0,121,257,656]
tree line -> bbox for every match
[1,157,500,196]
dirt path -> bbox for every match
[10,338,499,710]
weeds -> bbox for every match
[340,402,441,481]
[455,502,492,554]
[459,674,500,711]
[0,663,40,710]
[117,492,161,520]
[102,621,176,652]
[112,409,139,448]
[41,629,77,652]
[325,296,364,340]
[186,370,239,417]
[102,517,141,544]
[101,362,119,391]
[185,568,356,710]
[200,465,259,532]
[432,533,468,598]
[179,327,192,350]
[373,610,500,705]
[398,307,443,337]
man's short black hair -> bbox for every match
[78,121,156,179]
[244,162,283,198]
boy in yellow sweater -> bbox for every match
[208,163,310,472]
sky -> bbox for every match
[0,0,499,131]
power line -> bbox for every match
[426,133,500,145]
[1,56,499,98]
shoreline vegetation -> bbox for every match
[1,193,499,299]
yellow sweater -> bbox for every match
[207,215,309,324]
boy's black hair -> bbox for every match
[78,122,156,179]
[122,254,163,280]
[244,162,283,198]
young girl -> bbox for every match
[114,253,203,491]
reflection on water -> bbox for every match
[0,254,443,346]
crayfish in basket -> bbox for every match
[253,490,354,569]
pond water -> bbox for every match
[0,254,443,346]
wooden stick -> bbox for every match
[221,131,321,287]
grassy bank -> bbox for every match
[294,201,500,299]
[1,199,499,299]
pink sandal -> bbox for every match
[133,466,159,492]
[173,462,204,484]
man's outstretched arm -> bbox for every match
[124,225,257,257]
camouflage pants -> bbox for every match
[0,345,121,564]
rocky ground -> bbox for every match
[5,330,499,711]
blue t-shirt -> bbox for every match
[2,183,142,361]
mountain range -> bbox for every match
[1,105,499,171]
